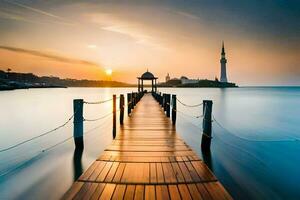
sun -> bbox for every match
[105,69,113,76]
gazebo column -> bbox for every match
[151,80,154,92]
[138,79,140,92]
[141,80,144,92]
[155,79,157,92]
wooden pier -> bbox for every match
[63,93,232,200]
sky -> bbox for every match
[0,0,299,85]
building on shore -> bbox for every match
[165,73,170,82]
[180,76,199,85]
[220,41,228,83]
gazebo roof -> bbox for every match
[138,70,158,80]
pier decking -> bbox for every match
[63,93,232,200]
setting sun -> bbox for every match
[105,69,113,76]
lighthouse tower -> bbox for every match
[220,42,228,83]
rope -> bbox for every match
[176,98,203,107]
[84,98,113,105]
[0,118,112,177]
[84,112,113,122]
[0,113,75,153]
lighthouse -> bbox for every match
[220,42,228,83]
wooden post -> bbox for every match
[120,94,124,125]
[73,99,84,149]
[113,95,116,138]
[163,94,167,111]
[201,100,213,151]
[132,92,135,107]
[172,95,177,125]
[166,94,171,117]
[127,93,132,115]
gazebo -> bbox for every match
[137,70,158,92]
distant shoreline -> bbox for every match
[1,70,239,90]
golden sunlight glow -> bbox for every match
[105,69,113,76]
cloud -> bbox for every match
[176,11,201,20]
[2,0,75,25]
[0,45,100,67]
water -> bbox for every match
[0,87,300,199]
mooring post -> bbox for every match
[172,95,177,124]
[201,100,213,151]
[73,99,84,149]
[127,93,132,115]
[132,92,135,107]
[163,94,167,111]
[166,94,171,117]
[120,94,124,125]
[113,94,117,138]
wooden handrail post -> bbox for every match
[166,94,171,117]
[73,99,84,149]
[113,95,116,138]
[120,94,124,125]
[172,95,177,124]
[127,93,132,115]
[163,94,167,110]
[201,100,213,151]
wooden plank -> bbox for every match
[64,93,231,199]
[81,183,99,199]
[90,183,106,200]
[121,163,149,183]
[178,184,192,200]
[187,184,203,200]
[168,185,181,200]
[185,162,201,182]
[191,161,217,181]
[204,182,232,200]
[89,161,106,181]
[112,184,126,200]
[124,185,136,199]
[113,163,126,182]
[73,182,91,200]
[78,162,99,181]
[145,185,155,200]
[105,162,119,182]
[156,163,164,183]
[196,183,212,200]
[99,183,116,200]
[150,163,157,183]
[156,185,170,200]
[97,162,113,182]
[134,185,145,200]
[178,162,193,182]
[62,181,84,200]
[171,162,185,182]
[162,163,177,183]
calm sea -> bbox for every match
[0,87,300,199]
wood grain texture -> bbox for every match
[63,93,232,199]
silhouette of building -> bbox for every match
[220,42,228,83]
[180,76,199,85]
[137,70,158,92]
[166,73,170,82]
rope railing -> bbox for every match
[0,92,146,177]
[0,113,75,153]
[84,98,113,105]
[83,112,113,122]
[176,97,203,107]
[0,119,112,177]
